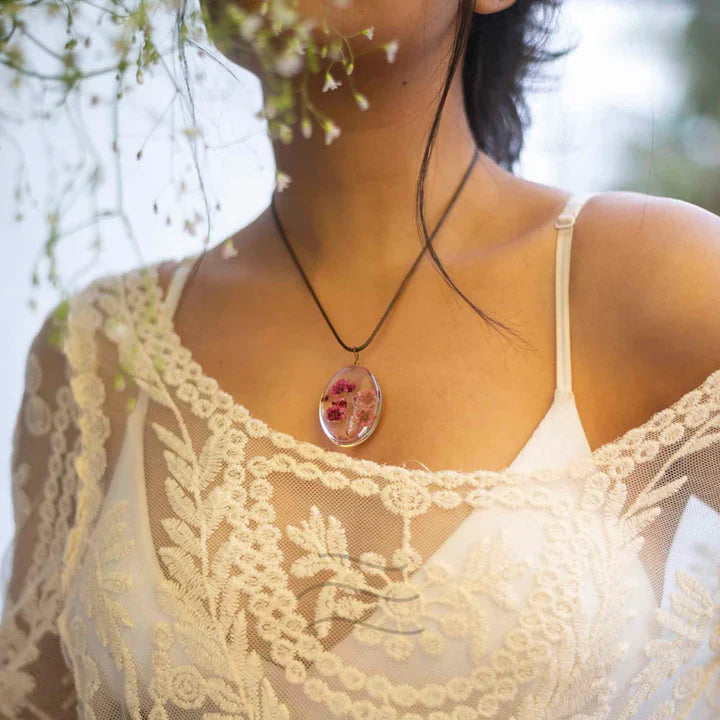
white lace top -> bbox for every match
[2,192,719,720]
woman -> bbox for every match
[2,1,720,718]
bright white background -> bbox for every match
[0,0,692,591]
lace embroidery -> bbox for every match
[0,337,80,718]
[41,263,720,720]
[619,568,720,719]
[77,499,137,679]
[64,614,101,720]
[25,386,80,589]
[149,620,291,719]
[10,463,31,528]
[60,285,110,598]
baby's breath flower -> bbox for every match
[275,51,304,77]
[384,39,399,64]
[362,27,374,41]
[276,170,292,192]
[353,92,369,111]
[268,1,299,32]
[263,99,279,120]
[278,123,294,144]
[221,239,238,259]
[239,13,263,41]
[322,119,341,145]
[322,71,342,92]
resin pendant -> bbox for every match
[319,365,382,447]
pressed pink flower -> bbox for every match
[354,407,375,424]
[354,388,376,407]
[331,379,348,395]
[331,378,357,395]
[326,405,346,422]
[332,398,347,408]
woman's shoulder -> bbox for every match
[571,189,720,416]
[573,190,720,350]
[30,257,184,391]
[62,255,193,323]
[575,189,720,247]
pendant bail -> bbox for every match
[353,349,359,365]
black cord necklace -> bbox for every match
[270,146,480,447]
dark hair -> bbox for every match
[413,0,572,351]
[182,0,573,351]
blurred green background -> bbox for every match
[616,0,720,213]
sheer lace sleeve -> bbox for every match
[0,312,80,719]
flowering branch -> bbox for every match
[0,0,399,320]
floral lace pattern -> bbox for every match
[1,333,80,718]
[2,262,720,719]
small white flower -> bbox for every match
[239,14,263,42]
[269,3,299,31]
[278,123,293,144]
[276,171,292,192]
[323,120,341,145]
[322,71,342,92]
[353,92,369,111]
[275,52,303,77]
[384,39,399,64]
[263,99,278,119]
[296,18,318,40]
[301,117,312,139]
[222,239,238,259]
[362,26,374,41]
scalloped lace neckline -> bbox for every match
[149,257,720,482]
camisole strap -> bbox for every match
[553,191,598,399]
[163,257,195,321]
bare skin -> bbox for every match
[159,0,720,473]
[169,0,576,473]
[157,182,717,472]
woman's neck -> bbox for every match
[262,34,517,287]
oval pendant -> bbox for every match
[319,365,382,447]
